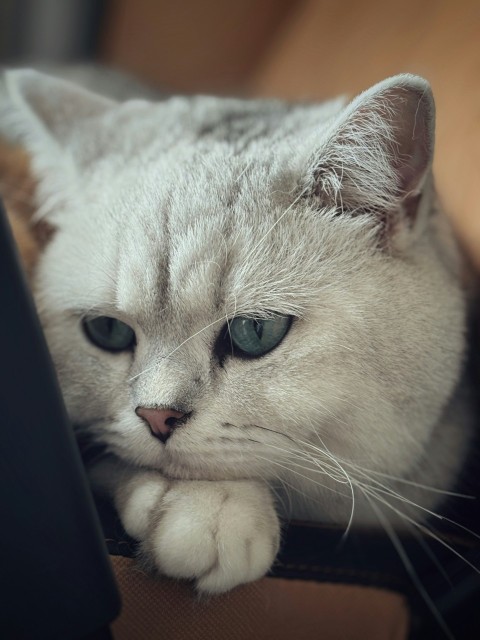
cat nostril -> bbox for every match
[135,406,186,443]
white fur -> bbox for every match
[118,474,169,540]
[147,479,279,593]
[0,69,474,593]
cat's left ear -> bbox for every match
[1,69,115,151]
[0,69,117,223]
[305,74,435,247]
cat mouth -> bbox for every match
[148,425,171,444]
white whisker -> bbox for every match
[128,314,226,382]
[361,484,480,576]
[240,188,305,266]
[362,489,455,640]
[254,455,351,499]
[301,440,473,499]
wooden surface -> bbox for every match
[100,0,479,266]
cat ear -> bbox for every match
[1,69,115,150]
[0,69,116,222]
[307,74,435,244]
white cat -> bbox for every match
[0,69,474,594]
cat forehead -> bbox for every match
[46,109,377,327]
[62,91,345,169]
[79,163,373,337]
[109,162,309,325]
[42,92,374,326]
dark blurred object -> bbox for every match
[0,0,106,62]
[0,198,120,639]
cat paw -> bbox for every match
[135,479,280,594]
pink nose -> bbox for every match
[136,407,186,443]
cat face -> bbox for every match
[1,71,468,520]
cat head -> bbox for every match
[0,70,467,520]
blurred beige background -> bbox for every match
[101,0,480,266]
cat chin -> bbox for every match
[106,439,250,481]
[157,467,242,482]
[155,457,263,483]
[125,444,269,483]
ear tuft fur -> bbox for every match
[308,74,435,240]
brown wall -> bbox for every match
[102,0,297,94]
[102,0,480,265]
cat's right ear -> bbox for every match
[0,69,116,223]
[1,69,115,151]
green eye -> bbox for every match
[83,316,135,352]
[228,315,291,358]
